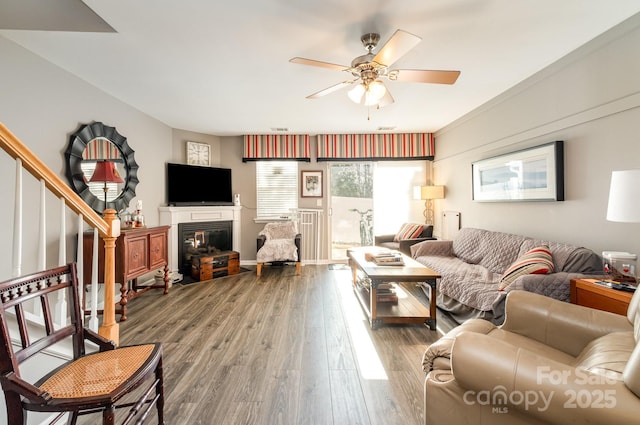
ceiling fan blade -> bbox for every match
[306,79,358,99]
[290,57,349,71]
[372,29,422,67]
[391,69,461,84]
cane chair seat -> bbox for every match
[37,344,159,400]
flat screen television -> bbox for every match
[167,163,233,206]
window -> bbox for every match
[256,161,298,218]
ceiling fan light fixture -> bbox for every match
[348,83,366,103]
[368,80,386,100]
[348,80,387,106]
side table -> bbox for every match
[570,278,633,316]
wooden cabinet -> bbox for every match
[570,278,633,315]
[191,251,239,281]
[83,225,170,321]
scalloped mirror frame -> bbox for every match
[65,122,139,214]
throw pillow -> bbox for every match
[499,245,554,291]
[394,223,425,242]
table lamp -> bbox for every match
[89,160,124,207]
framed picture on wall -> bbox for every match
[472,141,564,202]
[301,170,323,198]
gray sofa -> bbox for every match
[410,227,603,324]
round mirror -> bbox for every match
[65,122,139,214]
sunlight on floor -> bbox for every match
[335,270,389,381]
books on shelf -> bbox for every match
[354,278,399,303]
[376,282,399,304]
[377,294,399,304]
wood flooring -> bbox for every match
[88,265,452,425]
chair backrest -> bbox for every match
[260,221,298,240]
[421,225,434,238]
[0,263,85,381]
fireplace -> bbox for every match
[159,205,242,282]
[178,221,232,274]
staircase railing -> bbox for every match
[0,122,121,344]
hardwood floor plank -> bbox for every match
[330,369,371,425]
[359,377,408,425]
[324,270,358,371]
[224,401,262,425]
[298,326,333,425]
[261,369,300,425]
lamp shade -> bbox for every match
[421,185,445,200]
[606,169,640,222]
[89,160,124,184]
[348,83,366,103]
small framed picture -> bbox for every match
[301,170,323,198]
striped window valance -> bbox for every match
[316,133,434,161]
[82,137,122,160]
[243,135,311,162]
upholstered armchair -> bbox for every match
[256,221,302,276]
[375,223,435,255]
[422,289,640,425]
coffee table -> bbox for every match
[347,248,440,330]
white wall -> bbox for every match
[434,13,640,257]
[0,35,173,278]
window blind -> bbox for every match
[256,161,298,218]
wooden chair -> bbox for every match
[0,263,165,424]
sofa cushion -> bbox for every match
[477,230,530,274]
[452,228,528,272]
[393,223,424,242]
[417,255,503,311]
[499,245,554,291]
[452,228,487,265]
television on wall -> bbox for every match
[166,163,233,206]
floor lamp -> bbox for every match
[421,185,445,226]
[89,160,124,209]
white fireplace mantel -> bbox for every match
[159,206,242,277]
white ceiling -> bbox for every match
[2,0,640,136]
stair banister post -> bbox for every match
[98,208,121,345]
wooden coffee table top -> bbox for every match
[347,247,440,281]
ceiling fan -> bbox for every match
[290,29,460,108]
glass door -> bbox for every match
[329,163,374,261]
[328,160,428,261]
